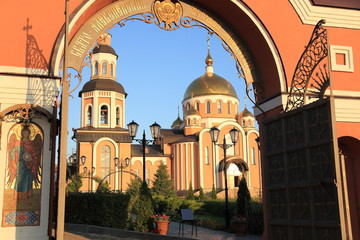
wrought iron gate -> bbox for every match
[263,98,341,239]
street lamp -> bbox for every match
[127,120,161,183]
[80,155,95,192]
[115,157,131,192]
[210,126,239,229]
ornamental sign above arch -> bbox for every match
[66,0,260,99]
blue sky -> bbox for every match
[67,21,253,155]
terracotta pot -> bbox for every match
[155,220,170,235]
[230,221,248,236]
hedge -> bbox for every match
[65,192,131,229]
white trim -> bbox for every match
[0,66,50,75]
[289,0,360,29]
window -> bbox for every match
[110,63,114,76]
[217,101,222,113]
[187,118,190,125]
[100,145,111,182]
[195,102,200,111]
[87,106,92,125]
[100,105,108,124]
[206,101,211,113]
[205,146,209,164]
[146,169,150,186]
[193,119,197,125]
[135,169,140,176]
[251,147,256,164]
[186,103,190,111]
[102,62,108,74]
[228,102,231,114]
[116,107,120,126]
[94,62,99,75]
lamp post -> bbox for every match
[127,120,161,183]
[210,126,239,229]
[114,157,131,192]
[83,166,95,192]
[79,155,95,192]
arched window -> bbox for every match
[251,147,256,164]
[217,101,222,113]
[100,105,108,124]
[193,119,197,125]
[102,62,107,74]
[116,107,120,126]
[100,145,111,182]
[110,63,114,76]
[195,102,200,111]
[206,101,211,113]
[94,62,99,75]
[186,103,190,111]
[187,118,190,125]
[228,102,231,114]
[87,106,92,125]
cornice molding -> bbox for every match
[289,0,360,29]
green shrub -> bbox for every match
[153,194,182,213]
[133,182,154,232]
[200,199,237,217]
[65,192,130,229]
[67,173,82,193]
[211,184,217,199]
[187,182,195,200]
[237,177,250,216]
[180,200,204,213]
[247,200,264,234]
[199,187,206,200]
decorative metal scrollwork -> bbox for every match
[285,19,329,112]
[3,107,40,124]
[79,1,259,106]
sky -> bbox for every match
[66,20,254,155]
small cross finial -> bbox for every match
[244,96,247,108]
[23,18,32,35]
[177,106,180,117]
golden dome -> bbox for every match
[183,73,238,100]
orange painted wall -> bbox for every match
[337,122,360,140]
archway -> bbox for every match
[50,0,286,106]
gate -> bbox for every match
[263,98,342,239]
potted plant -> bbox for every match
[152,214,170,235]
[231,177,251,236]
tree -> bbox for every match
[187,181,195,200]
[152,162,176,198]
[199,186,206,200]
[134,181,154,232]
[152,162,180,213]
[67,173,82,193]
[211,184,217,199]
[237,177,251,217]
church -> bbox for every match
[73,33,261,197]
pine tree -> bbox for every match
[134,181,154,232]
[152,162,176,198]
[237,177,251,216]
[211,184,217,199]
[199,186,206,200]
[187,181,195,200]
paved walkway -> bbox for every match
[65,222,262,240]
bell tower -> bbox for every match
[79,33,127,129]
